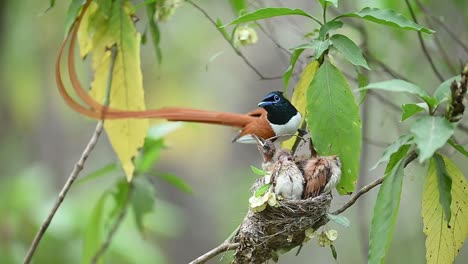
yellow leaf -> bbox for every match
[82,1,149,181]
[281,60,320,150]
[77,1,97,58]
[422,155,468,264]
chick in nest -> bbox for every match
[297,156,342,199]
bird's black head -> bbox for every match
[257,91,299,125]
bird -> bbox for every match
[271,150,304,200]
[298,156,342,199]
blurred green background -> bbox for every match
[0,0,467,263]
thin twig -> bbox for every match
[404,0,445,82]
[332,151,418,215]
[189,242,240,264]
[186,0,283,80]
[23,121,105,264]
[91,183,134,264]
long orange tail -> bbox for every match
[150,108,254,127]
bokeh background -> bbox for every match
[0,0,467,263]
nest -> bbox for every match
[232,188,332,264]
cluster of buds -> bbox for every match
[233,26,258,47]
[446,64,467,122]
[154,0,183,22]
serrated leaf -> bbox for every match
[251,166,268,176]
[283,49,304,92]
[255,183,271,197]
[131,178,155,234]
[64,0,86,35]
[359,79,430,100]
[337,7,434,34]
[281,60,320,150]
[291,39,331,59]
[410,116,455,163]
[307,61,362,194]
[422,154,468,264]
[79,1,149,181]
[319,20,343,39]
[83,191,111,264]
[447,138,468,157]
[146,3,162,64]
[327,213,351,228]
[368,145,409,264]
[401,103,425,121]
[433,76,461,105]
[432,153,452,223]
[158,173,193,194]
[330,34,369,69]
[371,134,413,170]
[227,7,315,26]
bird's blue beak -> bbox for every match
[258,101,272,108]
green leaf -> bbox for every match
[307,61,362,195]
[283,49,304,91]
[368,146,409,264]
[359,79,430,100]
[229,0,247,14]
[227,7,317,26]
[401,103,425,121]
[433,76,461,105]
[76,163,118,186]
[327,213,351,228]
[319,20,343,39]
[255,183,271,197]
[357,71,369,105]
[371,134,413,170]
[82,191,111,264]
[135,138,165,174]
[422,154,468,264]
[330,34,370,69]
[447,138,468,157]
[216,18,231,40]
[64,0,86,35]
[330,244,338,261]
[251,165,268,176]
[146,3,162,64]
[291,39,331,59]
[410,116,455,163]
[317,0,338,8]
[158,173,193,194]
[131,178,156,234]
[432,153,452,223]
[337,7,434,34]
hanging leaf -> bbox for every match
[227,7,316,25]
[368,145,410,264]
[307,61,361,195]
[447,139,468,157]
[281,60,320,150]
[410,116,455,163]
[401,103,425,121]
[283,49,305,92]
[432,153,452,223]
[337,7,434,34]
[422,154,468,264]
[330,34,370,69]
[371,134,413,170]
[79,1,149,181]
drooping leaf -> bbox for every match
[64,0,86,35]
[291,39,331,60]
[157,173,193,194]
[227,7,316,26]
[447,138,468,157]
[307,61,362,194]
[359,79,430,101]
[337,7,434,34]
[283,49,304,92]
[433,76,461,105]
[316,0,338,8]
[371,134,413,170]
[255,183,271,197]
[229,0,247,14]
[281,60,320,150]
[401,103,425,121]
[146,3,162,64]
[319,20,343,39]
[410,116,455,163]
[330,34,369,69]
[422,155,468,264]
[368,145,409,264]
[131,178,156,234]
[79,1,149,181]
[251,166,268,176]
[327,213,351,228]
[82,191,111,264]
[432,153,452,223]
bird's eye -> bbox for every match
[273,95,280,102]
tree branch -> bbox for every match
[189,242,240,264]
